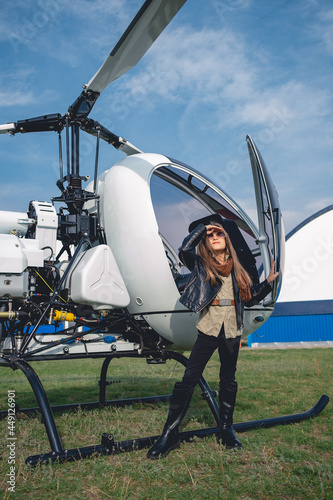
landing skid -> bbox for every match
[1,351,329,466]
[25,394,329,466]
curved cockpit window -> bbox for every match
[150,163,262,280]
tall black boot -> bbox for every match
[147,382,194,459]
[217,386,242,449]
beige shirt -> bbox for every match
[196,273,242,339]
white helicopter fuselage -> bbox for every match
[86,152,277,349]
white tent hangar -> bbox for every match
[248,205,333,348]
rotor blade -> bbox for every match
[0,123,16,134]
[85,0,187,94]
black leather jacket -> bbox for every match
[178,224,272,330]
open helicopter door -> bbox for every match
[246,135,285,305]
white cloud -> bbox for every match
[119,26,257,104]
[232,80,332,137]
[0,182,37,211]
[0,57,63,110]
[107,19,332,238]
[1,0,140,68]
[316,8,333,55]
[115,24,332,140]
[306,198,333,213]
[0,90,36,107]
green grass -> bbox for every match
[0,348,332,499]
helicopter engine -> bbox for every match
[0,200,138,357]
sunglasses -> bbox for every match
[207,231,226,239]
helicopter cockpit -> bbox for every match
[150,162,262,287]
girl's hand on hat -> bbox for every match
[206,224,222,235]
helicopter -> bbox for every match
[0,0,328,465]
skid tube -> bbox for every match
[26,394,329,466]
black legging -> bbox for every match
[181,326,241,392]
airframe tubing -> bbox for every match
[0,350,177,421]
[14,359,63,455]
[25,394,329,466]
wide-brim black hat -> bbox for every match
[188,213,223,233]
[188,213,259,284]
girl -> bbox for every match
[147,215,278,459]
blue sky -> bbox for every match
[0,0,332,234]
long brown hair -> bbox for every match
[197,223,253,289]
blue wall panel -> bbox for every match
[248,314,333,346]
